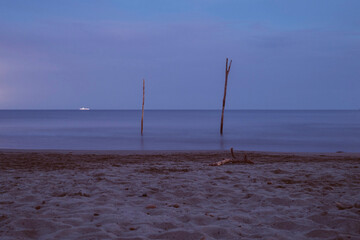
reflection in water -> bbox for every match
[140,136,144,150]
[220,136,225,150]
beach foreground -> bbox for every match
[1,151,359,239]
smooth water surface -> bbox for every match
[0,110,359,152]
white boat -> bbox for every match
[79,107,90,110]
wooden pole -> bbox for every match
[220,58,232,135]
[230,147,236,159]
[141,79,145,136]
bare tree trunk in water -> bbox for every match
[220,58,232,135]
[141,79,145,136]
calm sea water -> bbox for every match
[0,110,358,152]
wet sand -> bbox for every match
[1,150,360,239]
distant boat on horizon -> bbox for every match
[79,107,90,110]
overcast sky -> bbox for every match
[0,0,359,109]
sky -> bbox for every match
[0,0,359,110]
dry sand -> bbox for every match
[0,150,360,239]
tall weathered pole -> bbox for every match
[220,58,232,135]
[141,79,145,136]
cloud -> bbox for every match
[0,19,359,109]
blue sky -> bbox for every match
[0,0,359,109]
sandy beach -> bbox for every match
[0,150,359,239]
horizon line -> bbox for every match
[0,108,358,111]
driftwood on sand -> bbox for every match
[210,148,254,166]
[210,158,233,166]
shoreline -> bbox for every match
[1,148,359,156]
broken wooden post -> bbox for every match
[243,154,254,164]
[220,58,232,135]
[230,147,236,159]
[141,79,145,136]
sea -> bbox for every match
[0,110,359,152]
